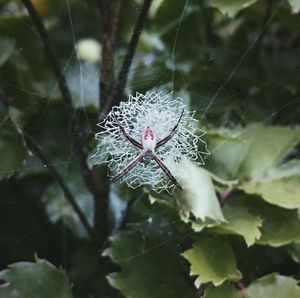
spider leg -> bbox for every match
[113,113,143,149]
[156,109,184,148]
[150,152,183,190]
[110,152,144,183]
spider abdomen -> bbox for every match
[141,127,157,152]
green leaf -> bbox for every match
[204,274,300,298]
[250,199,300,247]
[206,125,300,180]
[288,0,300,13]
[211,0,258,17]
[203,283,248,298]
[176,158,225,223]
[0,120,28,179]
[104,230,197,298]
[0,258,73,298]
[212,202,262,246]
[240,160,300,209]
[182,234,241,287]
[219,194,300,247]
[0,37,15,66]
[104,198,197,298]
[245,273,300,298]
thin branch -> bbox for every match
[25,135,95,239]
[0,87,13,107]
[252,0,273,61]
[95,0,152,242]
[99,0,153,121]
[94,0,125,243]
[199,0,216,44]
[98,0,123,108]
[0,84,94,239]
[197,283,211,297]
[218,190,233,207]
[21,0,102,206]
[99,194,140,252]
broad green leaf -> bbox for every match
[204,283,248,298]
[241,160,300,209]
[0,258,73,298]
[221,194,300,247]
[251,200,300,247]
[211,203,262,246]
[238,125,300,178]
[206,125,300,180]
[0,120,28,179]
[104,230,197,298]
[176,158,225,223]
[245,273,300,298]
[0,37,15,66]
[288,0,300,13]
[205,129,247,180]
[204,273,300,298]
[182,234,241,287]
[211,0,258,17]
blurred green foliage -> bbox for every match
[0,0,300,297]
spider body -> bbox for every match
[141,127,157,153]
[110,110,184,190]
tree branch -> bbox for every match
[98,0,123,108]
[0,84,94,239]
[218,190,233,207]
[199,0,219,45]
[21,0,102,212]
[99,0,153,121]
[94,0,125,243]
[252,0,273,61]
[95,0,152,243]
[0,87,13,107]
[25,135,95,239]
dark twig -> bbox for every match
[119,195,140,230]
[21,1,102,211]
[99,0,153,121]
[197,283,211,297]
[252,0,273,61]
[98,0,123,108]
[95,0,152,243]
[94,0,125,243]
[199,0,218,45]
[25,135,95,239]
[218,190,233,207]
[0,84,94,239]
[0,87,13,107]
[99,194,141,252]
[236,280,246,291]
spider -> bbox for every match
[110,110,185,190]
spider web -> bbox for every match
[0,0,299,291]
